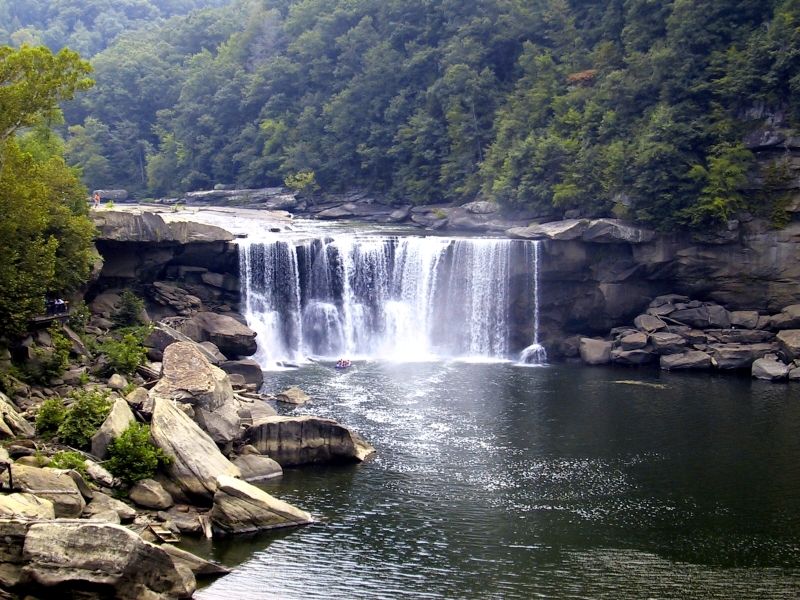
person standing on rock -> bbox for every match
[93,192,100,208]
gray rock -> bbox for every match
[0,493,54,519]
[3,465,85,517]
[275,386,310,405]
[245,415,375,467]
[579,338,612,365]
[92,209,233,245]
[22,521,195,599]
[177,311,257,357]
[507,219,588,241]
[0,392,34,439]
[83,491,136,522]
[705,329,775,344]
[710,343,774,370]
[233,454,283,482]
[84,460,118,488]
[752,357,791,381]
[160,544,230,577]
[660,351,713,370]
[462,200,499,214]
[108,373,128,390]
[619,332,648,350]
[729,310,761,329]
[650,332,687,355]
[91,397,136,459]
[581,219,655,244]
[777,330,800,360]
[150,397,240,503]
[220,359,264,387]
[210,475,312,534]
[633,314,667,333]
[670,305,731,329]
[130,478,174,510]
[611,348,656,365]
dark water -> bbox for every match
[192,362,800,599]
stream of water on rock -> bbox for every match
[172,212,800,598]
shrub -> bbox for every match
[49,450,88,476]
[100,326,149,375]
[35,396,67,436]
[68,300,91,334]
[26,324,72,383]
[106,422,171,485]
[57,389,112,448]
[112,290,145,327]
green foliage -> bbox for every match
[106,422,171,486]
[49,450,87,476]
[112,290,145,327]
[0,45,96,336]
[100,326,149,376]
[68,300,91,334]
[57,388,112,448]
[35,396,66,436]
[284,170,319,193]
[26,324,72,383]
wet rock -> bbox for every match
[579,338,612,365]
[752,357,790,381]
[232,454,283,482]
[660,351,713,370]
[245,415,375,467]
[274,386,310,405]
[210,475,312,534]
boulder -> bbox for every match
[0,494,54,519]
[3,465,85,517]
[752,357,791,381]
[729,310,761,329]
[144,323,222,364]
[660,351,713,370]
[611,348,655,365]
[83,491,136,522]
[108,374,128,391]
[777,330,800,360]
[177,311,257,357]
[210,475,312,534]
[129,478,174,510]
[220,359,264,388]
[619,332,648,350]
[232,454,283,482]
[275,386,311,405]
[91,397,136,459]
[22,521,195,599]
[159,544,230,578]
[150,342,240,444]
[579,338,612,365]
[92,209,233,245]
[581,219,655,244]
[149,397,240,503]
[0,519,30,588]
[670,305,731,329]
[245,415,375,467]
[462,200,499,214]
[633,314,667,333]
[0,392,34,439]
[507,219,588,241]
[650,332,687,355]
[709,343,774,370]
[704,329,775,344]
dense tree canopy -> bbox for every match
[47,0,800,229]
[0,46,96,336]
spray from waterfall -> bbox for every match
[519,240,547,365]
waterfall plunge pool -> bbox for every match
[193,361,800,600]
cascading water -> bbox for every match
[519,241,547,365]
[239,233,544,368]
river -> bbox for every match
[191,361,800,599]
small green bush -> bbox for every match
[49,451,88,476]
[106,422,171,485]
[113,290,145,327]
[35,397,67,436]
[100,326,149,375]
[26,324,72,383]
[57,389,112,448]
[68,300,91,334]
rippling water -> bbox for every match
[191,362,800,599]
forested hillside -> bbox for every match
[56,0,800,229]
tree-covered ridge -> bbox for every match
[0,46,96,335]
[70,0,800,229]
[0,0,232,57]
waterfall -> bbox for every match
[519,240,547,365]
[240,234,543,368]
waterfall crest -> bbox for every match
[239,234,542,367]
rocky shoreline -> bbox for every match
[0,210,374,599]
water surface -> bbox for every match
[193,362,800,599]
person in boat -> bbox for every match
[336,358,351,369]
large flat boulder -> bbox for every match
[92,210,233,245]
[581,219,655,244]
[210,475,312,534]
[91,398,136,459]
[245,415,375,467]
[177,312,257,357]
[220,359,264,387]
[3,465,85,518]
[649,332,687,355]
[150,341,240,443]
[709,343,774,369]
[22,521,194,599]
[149,397,240,504]
[660,351,713,370]
[507,219,588,241]
[752,357,790,381]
